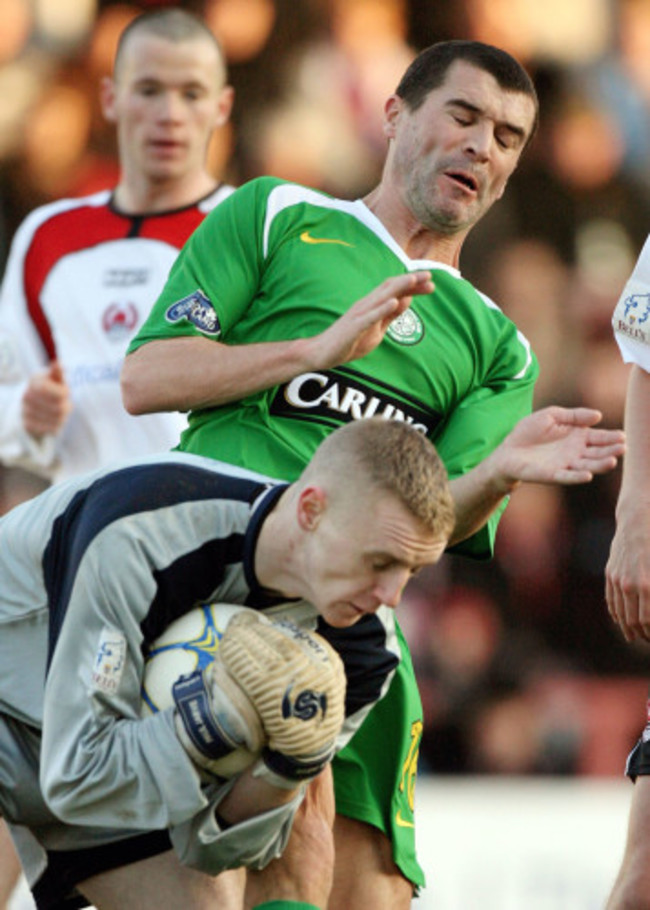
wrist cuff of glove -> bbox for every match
[173,670,241,760]
[252,756,300,790]
[253,746,334,789]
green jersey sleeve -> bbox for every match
[127,177,284,352]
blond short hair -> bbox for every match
[115,9,226,81]
[302,419,455,541]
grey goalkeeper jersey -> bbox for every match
[0,451,399,847]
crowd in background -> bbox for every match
[1,0,649,779]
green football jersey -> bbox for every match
[129,176,538,558]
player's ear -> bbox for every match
[100,76,117,124]
[383,94,403,140]
[297,485,327,531]
[214,85,234,128]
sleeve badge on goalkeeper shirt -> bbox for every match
[165,289,221,337]
[91,628,127,695]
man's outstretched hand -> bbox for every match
[493,406,625,492]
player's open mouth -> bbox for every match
[445,170,478,192]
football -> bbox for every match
[141,602,262,777]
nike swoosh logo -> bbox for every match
[300,231,353,247]
[395,810,415,829]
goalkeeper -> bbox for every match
[0,418,454,910]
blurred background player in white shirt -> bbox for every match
[0,8,234,484]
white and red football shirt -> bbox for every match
[0,184,233,480]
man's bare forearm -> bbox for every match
[121,336,314,414]
[122,273,434,414]
[450,405,625,546]
[616,365,650,521]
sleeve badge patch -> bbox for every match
[165,289,221,337]
[612,281,650,347]
[91,628,127,695]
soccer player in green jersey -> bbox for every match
[122,40,625,910]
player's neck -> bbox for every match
[254,499,303,600]
[113,171,219,215]
[362,186,466,267]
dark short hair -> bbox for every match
[396,39,539,138]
